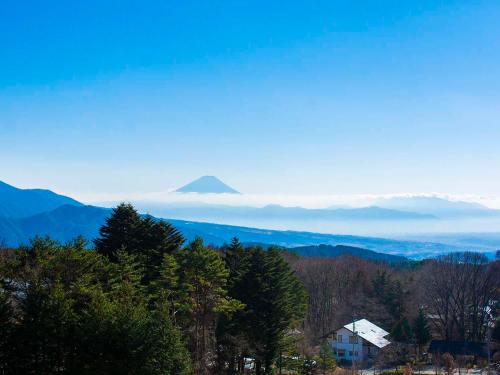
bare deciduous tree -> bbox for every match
[421,252,499,341]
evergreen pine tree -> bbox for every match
[140,217,184,283]
[372,271,407,327]
[94,203,143,261]
[94,203,184,284]
[390,317,413,343]
[177,237,243,375]
[144,303,192,375]
[224,237,247,283]
[317,341,336,375]
[412,308,431,358]
[237,246,307,375]
[216,237,251,375]
[1,237,192,375]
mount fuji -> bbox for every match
[175,176,240,194]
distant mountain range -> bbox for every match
[134,202,435,222]
[0,201,491,259]
[375,196,500,218]
[136,189,500,226]
[176,176,240,194]
[0,181,82,218]
[0,204,441,258]
[0,180,499,259]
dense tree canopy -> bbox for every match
[0,205,309,375]
[94,203,184,276]
[1,204,499,374]
[216,243,307,375]
[0,237,190,375]
[176,237,243,374]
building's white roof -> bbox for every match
[343,319,391,348]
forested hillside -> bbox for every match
[0,204,499,375]
[289,244,408,263]
[0,204,306,375]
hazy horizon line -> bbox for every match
[66,191,500,210]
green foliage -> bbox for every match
[224,237,248,285]
[215,241,308,375]
[144,304,192,375]
[230,246,307,374]
[391,317,413,343]
[372,270,408,326]
[317,341,336,374]
[412,308,432,360]
[412,308,431,352]
[0,205,309,375]
[281,343,335,375]
[177,237,243,373]
[140,217,185,282]
[0,236,191,375]
[94,203,184,283]
[214,237,251,374]
[94,203,143,261]
[153,254,181,317]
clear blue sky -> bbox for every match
[1,0,499,199]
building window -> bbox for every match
[349,335,358,344]
[337,334,342,342]
[349,351,353,357]
[354,351,358,356]
[337,349,345,357]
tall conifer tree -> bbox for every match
[177,237,243,375]
[412,308,431,358]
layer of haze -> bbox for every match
[1,1,500,201]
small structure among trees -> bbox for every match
[326,318,391,365]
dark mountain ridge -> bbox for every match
[289,244,408,263]
[0,180,82,218]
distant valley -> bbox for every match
[134,202,436,222]
[1,179,499,260]
[0,204,476,259]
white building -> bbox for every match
[328,319,391,363]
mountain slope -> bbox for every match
[0,205,108,246]
[0,181,83,218]
[175,176,239,194]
